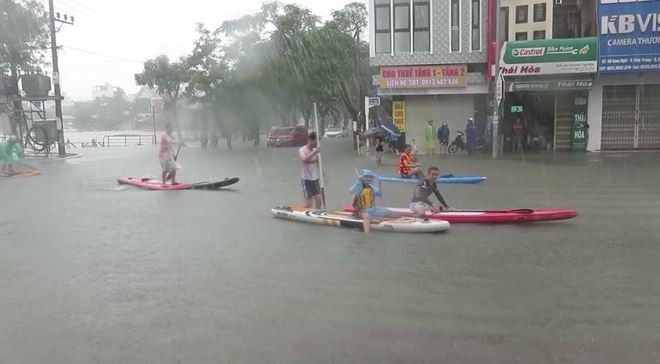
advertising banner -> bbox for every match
[392,101,406,132]
[379,65,467,89]
[500,38,598,76]
[598,0,660,73]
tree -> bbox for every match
[330,2,369,147]
[0,0,50,135]
[0,0,49,76]
[135,55,188,139]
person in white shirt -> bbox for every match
[299,132,322,209]
[159,123,179,184]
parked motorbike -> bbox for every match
[448,131,466,154]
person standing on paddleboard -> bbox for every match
[299,132,322,209]
[410,166,451,219]
[350,172,394,233]
[159,123,179,185]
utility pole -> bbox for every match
[48,0,73,157]
[491,0,502,159]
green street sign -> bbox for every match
[511,105,523,113]
[503,37,597,64]
[500,37,597,76]
[572,96,588,152]
[508,80,593,92]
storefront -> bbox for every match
[376,64,488,154]
[588,0,660,151]
[499,37,598,152]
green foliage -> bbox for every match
[0,0,50,76]
[73,89,130,130]
[135,1,370,143]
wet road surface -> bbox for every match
[1,139,659,363]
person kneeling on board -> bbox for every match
[410,167,451,219]
[397,144,420,179]
[159,123,179,185]
[350,172,393,233]
[0,137,23,176]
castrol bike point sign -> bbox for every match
[499,38,598,76]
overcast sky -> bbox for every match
[44,0,362,101]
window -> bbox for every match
[471,0,481,50]
[500,7,509,41]
[533,3,546,22]
[374,0,391,54]
[516,5,528,24]
[515,31,528,41]
[450,0,460,51]
[533,30,546,39]
[413,0,430,52]
[394,0,411,53]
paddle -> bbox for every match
[430,208,535,214]
[165,143,182,183]
[313,103,326,210]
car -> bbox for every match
[324,127,348,138]
[267,126,308,148]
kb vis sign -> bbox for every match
[598,0,660,73]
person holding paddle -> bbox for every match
[0,137,23,176]
[159,123,179,185]
[299,132,322,209]
[397,144,420,179]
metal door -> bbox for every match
[638,85,660,149]
[601,85,636,150]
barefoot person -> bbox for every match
[159,123,179,184]
[410,167,451,218]
[350,172,393,233]
[299,132,322,209]
[0,137,23,176]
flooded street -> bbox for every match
[1,140,659,363]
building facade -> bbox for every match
[369,0,489,153]
[369,0,660,153]
[587,0,660,150]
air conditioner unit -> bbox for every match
[555,0,563,4]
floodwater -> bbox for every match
[1,138,659,363]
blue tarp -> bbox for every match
[377,119,400,141]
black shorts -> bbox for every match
[302,179,320,199]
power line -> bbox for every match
[46,0,192,55]
[57,0,192,53]
[61,45,145,64]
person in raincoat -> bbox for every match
[425,119,435,155]
[349,171,393,233]
[436,122,450,154]
[465,117,477,155]
[0,137,23,176]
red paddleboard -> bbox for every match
[342,206,577,223]
[117,177,239,190]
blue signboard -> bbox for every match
[598,0,660,73]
